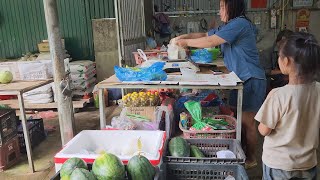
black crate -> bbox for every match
[0,109,17,146]
[51,164,160,180]
[166,163,249,180]
[165,138,246,164]
[16,118,46,153]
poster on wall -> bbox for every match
[295,9,310,32]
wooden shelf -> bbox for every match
[0,98,92,110]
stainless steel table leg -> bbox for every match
[99,88,106,129]
[17,93,35,173]
[236,88,243,141]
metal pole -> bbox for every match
[43,0,75,146]
[236,87,243,141]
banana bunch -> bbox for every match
[122,91,160,107]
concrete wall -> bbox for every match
[92,18,119,81]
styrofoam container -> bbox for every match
[54,130,166,172]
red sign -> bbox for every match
[251,0,267,8]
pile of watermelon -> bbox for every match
[59,152,156,180]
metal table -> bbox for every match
[0,79,53,173]
[97,75,243,141]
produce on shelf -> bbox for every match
[92,152,125,180]
[184,101,235,131]
[60,157,88,180]
[190,145,205,158]
[169,137,190,157]
[0,70,13,84]
[122,91,160,107]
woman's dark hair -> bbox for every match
[276,30,293,43]
[222,0,248,21]
[279,32,320,79]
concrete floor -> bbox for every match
[0,105,319,180]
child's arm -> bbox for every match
[258,123,272,136]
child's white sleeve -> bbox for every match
[255,91,281,129]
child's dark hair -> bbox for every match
[279,32,320,79]
[276,30,293,43]
[222,0,249,21]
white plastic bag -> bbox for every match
[167,43,179,60]
[137,49,162,68]
[111,116,137,130]
[167,39,186,60]
[216,150,236,159]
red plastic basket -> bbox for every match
[179,115,236,139]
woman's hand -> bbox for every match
[169,38,176,44]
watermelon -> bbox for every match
[127,155,155,180]
[168,137,190,157]
[190,145,205,157]
[70,168,96,180]
[60,157,88,180]
[92,153,125,180]
[0,71,13,84]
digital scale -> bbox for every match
[163,59,200,72]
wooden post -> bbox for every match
[43,0,75,145]
[17,93,35,172]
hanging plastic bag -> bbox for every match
[191,49,213,63]
[155,106,174,138]
[115,62,167,81]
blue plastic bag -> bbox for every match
[191,49,213,63]
[115,62,167,81]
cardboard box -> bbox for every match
[54,130,166,172]
[37,39,65,52]
[126,106,157,120]
[37,42,50,52]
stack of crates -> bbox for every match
[0,109,20,171]
[164,138,249,180]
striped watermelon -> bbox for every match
[169,137,190,157]
[60,157,88,180]
[70,168,96,180]
[127,155,155,180]
[92,153,125,180]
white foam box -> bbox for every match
[54,130,166,172]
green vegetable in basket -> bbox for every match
[184,101,206,130]
[204,118,229,126]
[190,145,205,158]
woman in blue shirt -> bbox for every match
[174,0,266,169]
